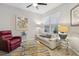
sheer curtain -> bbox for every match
[44,16,59,34]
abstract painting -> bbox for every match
[15,16,28,31]
[70,4,79,26]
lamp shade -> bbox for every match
[58,25,69,32]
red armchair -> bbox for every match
[0,30,21,52]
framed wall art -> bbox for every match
[70,4,79,26]
[15,16,28,31]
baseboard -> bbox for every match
[69,46,79,56]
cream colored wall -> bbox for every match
[42,3,77,24]
[0,4,41,41]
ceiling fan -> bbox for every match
[26,3,47,9]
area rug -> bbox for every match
[0,40,77,56]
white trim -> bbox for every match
[69,46,79,55]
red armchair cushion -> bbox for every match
[10,39,21,45]
[12,36,21,39]
[0,30,21,52]
[2,35,12,40]
[0,31,11,35]
[0,30,12,40]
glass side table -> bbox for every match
[59,38,70,55]
[20,41,27,56]
[20,39,37,56]
[58,32,70,55]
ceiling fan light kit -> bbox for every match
[26,3,47,9]
[33,3,38,7]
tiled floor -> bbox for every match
[0,40,78,56]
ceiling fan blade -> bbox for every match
[26,4,33,8]
[38,3,47,5]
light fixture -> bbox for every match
[58,25,69,32]
[33,3,37,7]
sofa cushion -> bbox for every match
[40,34,51,38]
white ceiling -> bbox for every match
[5,3,62,14]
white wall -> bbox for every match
[42,3,77,24]
[42,3,79,54]
[0,4,41,40]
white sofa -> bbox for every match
[36,34,59,49]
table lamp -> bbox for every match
[58,25,69,40]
